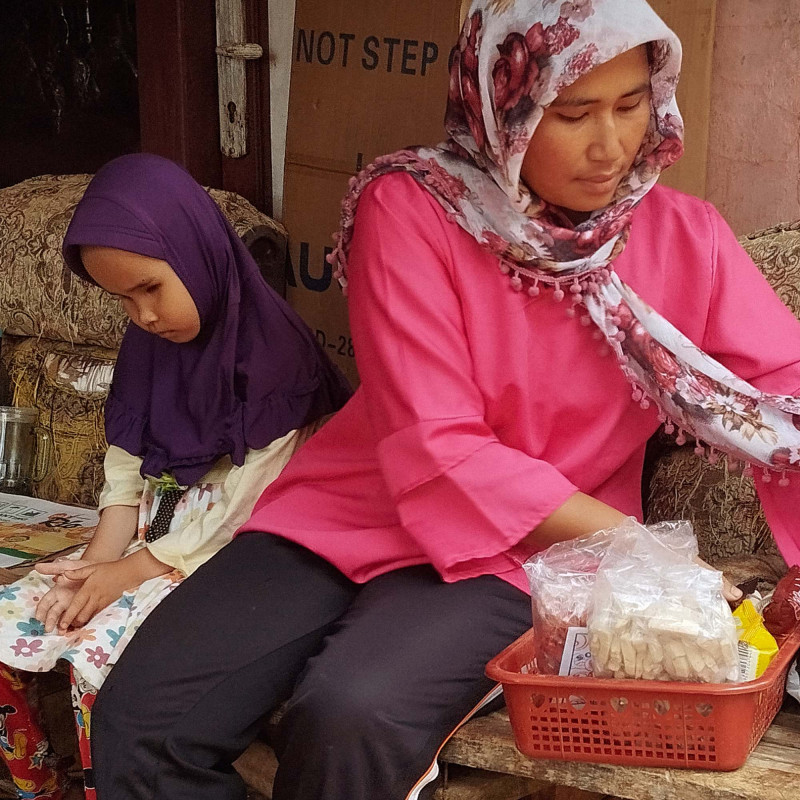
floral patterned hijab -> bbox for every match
[330,0,800,483]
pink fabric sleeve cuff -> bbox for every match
[379,421,578,578]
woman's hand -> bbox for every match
[695,556,743,604]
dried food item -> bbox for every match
[588,523,739,683]
[523,528,615,674]
[762,566,800,638]
[524,519,704,676]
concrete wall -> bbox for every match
[706,0,800,234]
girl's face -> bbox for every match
[80,246,201,343]
[520,45,651,220]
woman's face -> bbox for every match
[81,245,201,343]
[519,45,651,219]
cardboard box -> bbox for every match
[283,0,463,386]
[283,163,358,387]
[286,0,462,175]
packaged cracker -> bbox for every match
[733,599,778,681]
[588,522,739,683]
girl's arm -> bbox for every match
[35,445,145,631]
[36,504,138,577]
[34,504,143,631]
[67,504,140,565]
[145,426,313,577]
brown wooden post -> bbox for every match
[136,0,223,189]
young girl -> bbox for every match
[0,153,351,799]
[90,3,800,800]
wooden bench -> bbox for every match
[234,704,800,800]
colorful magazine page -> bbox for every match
[0,493,98,567]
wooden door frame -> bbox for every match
[136,0,273,215]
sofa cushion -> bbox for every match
[740,220,800,316]
[1,335,117,506]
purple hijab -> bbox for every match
[63,154,351,485]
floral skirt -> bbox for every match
[0,478,222,690]
[0,542,182,690]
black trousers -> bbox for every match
[91,533,530,800]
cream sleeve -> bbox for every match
[146,423,320,575]
[98,445,144,509]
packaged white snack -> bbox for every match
[588,522,739,683]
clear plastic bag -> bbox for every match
[588,522,739,683]
[787,658,800,704]
[523,523,646,674]
[647,520,699,560]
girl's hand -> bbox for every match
[35,559,97,587]
[36,558,97,576]
[35,582,81,633]
[55,559,143,633]
[55,549,171,633]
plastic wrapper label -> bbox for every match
[558,626,593,676]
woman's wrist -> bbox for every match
[523,491,628,550]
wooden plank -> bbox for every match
[221,0,274,214]
[439,709,800,800]
[438,765,547,800]
[233,740,547,800]
[216,0,256,159]
[234,740,278,798]
[647,0,717,199]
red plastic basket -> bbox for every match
[485,624,800,771]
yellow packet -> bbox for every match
[733,599,779,681]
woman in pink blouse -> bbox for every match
[91,2,800,799]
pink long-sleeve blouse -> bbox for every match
[239,173,800,593]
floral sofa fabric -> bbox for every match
[0,173,288,506]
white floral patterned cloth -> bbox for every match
[0,423,318,689]
[0,479,222,689]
